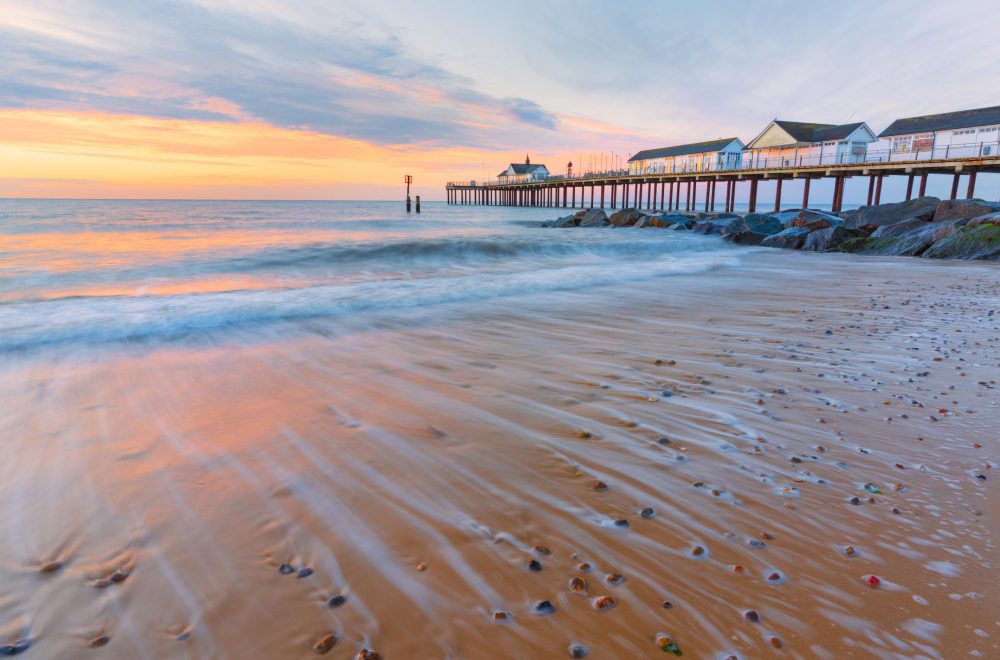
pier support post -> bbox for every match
[572,185,576,208]
[919,172,928,197]
[832,176,845,213]
[748,179,758,213]
[905,174,914,201]
[773,177,783,212]
[624,182,630,208]
[867,175,875,206]
[874,174,883,205]
[802,177,811,209]
[950,173,960,200]
[704,180,710,211]
[590,184,594,209]
[660,182,666,210]
[966,171,977,199]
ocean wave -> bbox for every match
[0,250,741,353]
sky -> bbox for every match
[1,0,998,201]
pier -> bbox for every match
[446,155,1000,212]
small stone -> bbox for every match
[356,650,381,660]
[533,545,551,555]
[657,437,672,445]
[527,560,543,572]
[760,532,774,540]
[533,600,555,615]
[39,560,64,574]
[278,563,295,575]
[0,640,30,656]
[662,600,673,609]
[176,631,191,641]
[568,577,587,593]
[605,572,624,586]
[110,568,129,583]
[845,546,857,557]
[865,575,882,589]
[313,634,337,655]
[569,644,589,658]
[767,634,782,649]
[744,609,760,623]
[691,545,706,557]
[577,562,592,572]
[848,496,861,505]
[748,539,766,549]
[640,507,655,519]
[593,595,616,611]
[613,519,629,528]
[416,563,427,572]
[731,564,747,574]
[297,567,314,579]
[590,480,608,491]
[92,578,112,589]
[655,633,682,655]
[327,594,347,608]
[492,610,513,622]
[88,635,110,648]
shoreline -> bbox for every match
[2,250,996,658]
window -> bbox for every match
[891,135,912,153]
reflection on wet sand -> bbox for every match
[1,253,995,658]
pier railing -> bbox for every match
[447,140,999,187]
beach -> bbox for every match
[0,201,996,658]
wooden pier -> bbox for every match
[446,156,1000,212]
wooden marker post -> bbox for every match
[405,175,413,212]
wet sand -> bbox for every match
[1,251,997,658]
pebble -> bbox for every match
[569,644,589,658]
[577,562,592,572]
[613,519,629,528]
[356,650,381,660]
[748,539,766,549]
[38,560,64,574]
[766,634,783,649]
[278,563,295,575]
[590,480,608,491]
[527,560,543,572]
[492,610,513,622]
[655,633,682,655]
[327,594,347,608]
[568,577,587,593]
[765,570,785,584]
[865,575,882,589]
[592,595,616,611]
[92,578,112,589]
[845,546,857,557]
[110,568,129,583]
[690,545,706,557]
[176,631,191,641]
[88,635,110,648]
[297,568,314,579]
[640,507,655,519]
[313,634,337,655]
[0,640,30,656]
[416,563,427,572]
[533,545,551,555]
[605,572,624,586]
[662,600,673,609]
[533,600,555,615]
[744,609,760,623]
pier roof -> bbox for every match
[773,121,867,142]
[628,138,743,162]
[878,105,1000,137]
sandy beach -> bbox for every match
[2,238,996,658]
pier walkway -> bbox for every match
[446,155,1000,213]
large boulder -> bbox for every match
[741,213,784,235]
[609,208,641,227]
[842,196,940,232]
[871,218,930,238]
[552,214,578,228]
[837,219,963,256]
[760,227,811,249]
[702,212,741,222]
[772,210,803,226]
[923,224,1000,261]
[932,199,1000,222]
[648,212,690,228]
[802,226,859,252]
[577,208,610,227]
[791,209,844,231]
[721,215,782,245]
[967,212,1000,228]
[691,220,730,235]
